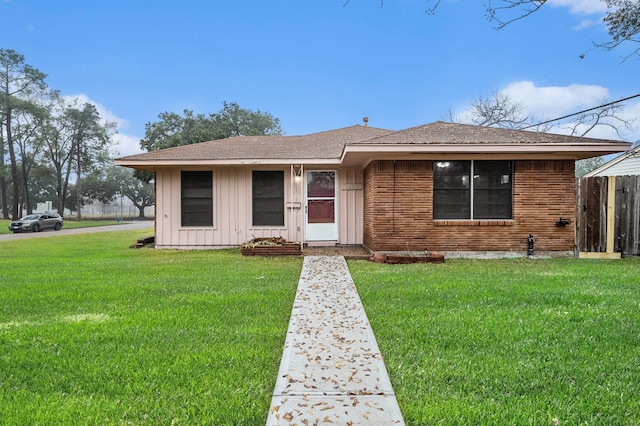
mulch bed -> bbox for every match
[241,237,301,256]
[371,252,445,264]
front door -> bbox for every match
[305,170,338,241]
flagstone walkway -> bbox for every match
[266,256,405,425]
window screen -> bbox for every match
[433,161,512,220]
[473,161,513,219]
[181,171,213,226]
[433,161,471,219]
[252,171,285,226]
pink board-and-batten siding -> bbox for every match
[154,166,364,249]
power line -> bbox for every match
[521,93,640,130]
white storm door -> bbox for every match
[305,171,338,241]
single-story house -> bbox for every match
[115,121,630,256]
[584,144,640,177]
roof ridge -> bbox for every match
[349,120,627,145]
[302,124,392,137]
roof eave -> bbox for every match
[115,142,632,171]
[341,143,631,163]
[114,157,342,171]
[583,144,640,177]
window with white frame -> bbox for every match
[433,160,513,220]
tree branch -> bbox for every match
[484,0,547,30]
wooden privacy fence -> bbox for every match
[576,175,640,257]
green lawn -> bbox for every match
[3,232,639,425]
[350,258,640,425]
[0,231,301,425]
[0,219,123,234]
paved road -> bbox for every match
[0,221,154,241]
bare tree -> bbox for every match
[349,0,639,57]
[482,0,548,30]
[422,0,640,58]
[451,92,634,136]
[559,99,634,138]
[446,91,550,130]
[469,92,529,128]
[562,98,635,177]
[448,92,636,175]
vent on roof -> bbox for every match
[363,117,368,126]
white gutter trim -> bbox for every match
[340,143,631,162]
[114,158,343,168]
[344,143,630,153]
[583,145,640,177]
[115,143,631,169]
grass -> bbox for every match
[0,218,124,234]
[0,231,301,425]
[3,233,639,425]
[349,258,640,425]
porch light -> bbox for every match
[436,161,450,168]
[293,165,302,182]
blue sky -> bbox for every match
[2,0,639,156]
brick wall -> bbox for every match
[363,160,575,253]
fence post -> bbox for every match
[579,176,621,259]
[606,176,617,255]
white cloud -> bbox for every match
[111,133,144,157]
[63,94,144,157]
[622,100,640,143]
[547,0,609,31]
[572,18,600,30]
[456,81,640,142]
[546,0,608,15]
[506,82,640,141]
[501,81,609,119]
[63,94,127,128]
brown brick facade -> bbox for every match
[363,160,576,254]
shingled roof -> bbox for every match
[352,121,626,145]
[116,125,392,162]
[115,121,630,170]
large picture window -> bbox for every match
[181,171,213,226]
[433,160,512,220]
[252,170,285,226]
